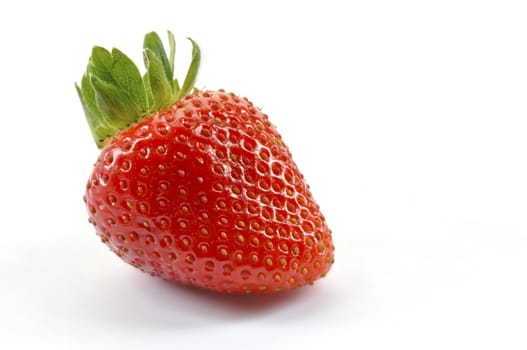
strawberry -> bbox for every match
[77,31,334,293]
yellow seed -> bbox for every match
[205,261,215,271]
[258,273,266,281]
[241,270,251,280]
[258,285,267,291]
[288,277,295,284]
[172,266,178,271]
[260,151,269,160]
[265,257,273,266]
[220,248,228,256]
[290,217,298,224]
[292,262,299,270]
[279,258,287,266]
[301,267,308,275]
[251,254,259,263]
[235,253,243,261]
[293,246,300,255]
[237,221,246,229]
[266,241,274,250]
[273,273,281,281]
[314,261,321,269]
[182,238,190,246]
[143,221,150,228]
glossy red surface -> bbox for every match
[85,90,334,293]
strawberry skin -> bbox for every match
[85,90,334,293]
[78,32,334,293]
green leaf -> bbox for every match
[143,32,173,83]
[90,75,142,130]
[143,73,154,110]
[173,79,180,97]
[76,31,202,149]
[79,73,100,118]
[168,31,176,78]
[144,49,173,110]
[76,76,115,148]
[177,38,201,99]
[87,47,114,83]
[86,46,148,119]
[109,48,149,112]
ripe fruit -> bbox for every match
[77,31,334,293]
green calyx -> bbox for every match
[76,31,201,148]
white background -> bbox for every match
[1,0,526,349]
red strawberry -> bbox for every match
[77,31,334,293]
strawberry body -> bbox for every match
[85,90,334,293]
[77,32,334,293]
